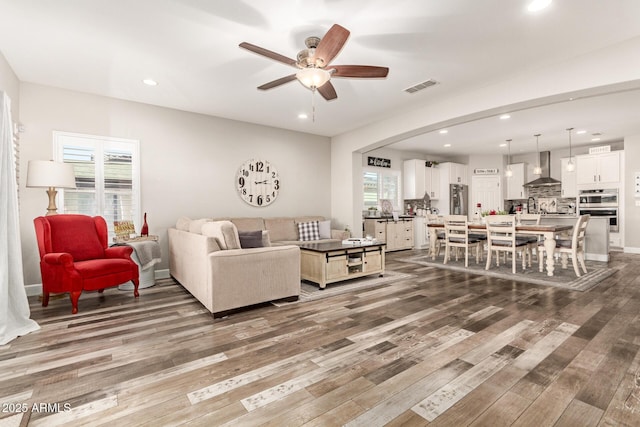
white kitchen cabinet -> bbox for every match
[363,218,414,252]
[424,166,440,200]
[439,162,468,185]
[576,152,620,186]
[505,163,527,200]
[403,159,426,199]
[560,157,578,197]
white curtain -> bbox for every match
[0,91,39,345]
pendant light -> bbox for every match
[533,134,542,175]
[505,139,513,177]
[566,127,575,172]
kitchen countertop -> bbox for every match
[363,215,415,220]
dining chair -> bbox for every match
[443,215,484,267]
[517,212,541,263]
[538,214,590,277]
[485,215,531,274]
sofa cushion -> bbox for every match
[188,218,212,234]
[318,220,331,239]
[238,230,264,248]
[176,216,192,231]
[262,230,272,247]
[298,221,320,241]
[201,221,241,250]
[231,217,265,232]
[264,218,298,242]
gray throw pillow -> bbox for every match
[238,230,264,248]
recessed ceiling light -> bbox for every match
[499,143,507,147]
[527,0,552,12]
[591,137,601,142]
[576,130,587,134]
[439,129,448,134]
[444,143,451,147]
[298,113,308,119]
[142,79,158,86]
[499,114,511,120]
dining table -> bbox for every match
[426,221,574,276]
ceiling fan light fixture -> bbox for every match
[296,67,331,89]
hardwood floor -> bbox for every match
[1,250,639,426]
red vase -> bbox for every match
[141,213,149,236]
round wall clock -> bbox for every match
[236,159,280,207]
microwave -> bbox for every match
[578,189,618,208]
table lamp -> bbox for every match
[26,160,76,215]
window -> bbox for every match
[363,167,401,210]
[54,132,140,239]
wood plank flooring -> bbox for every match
[1,250,639,426]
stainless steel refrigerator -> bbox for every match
[450,184,468,215]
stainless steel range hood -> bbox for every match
[524,151,561,187]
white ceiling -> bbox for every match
[1,0,640,156]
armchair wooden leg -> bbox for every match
[70,291,81,314]
[42,292,50,307]
[133,279,140,298]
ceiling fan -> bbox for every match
[239,24,389,101]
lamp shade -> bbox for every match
[26,160,76,189]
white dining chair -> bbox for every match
[517,212,541,264]
[485,215,531,274]
[443,215,485,267]
[538,214,590,277]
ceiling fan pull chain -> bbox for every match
[312,88,316,122]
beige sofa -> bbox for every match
[224,216,349,245]
[168,218,301,317]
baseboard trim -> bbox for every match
[26,268,171,297]
[624,247,640,254]
[585,253,609,262]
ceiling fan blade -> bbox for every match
[239,42,297,67]
[314,24,350,66]
[331,65,389,78]
[317,81,337,101]
[258,74,297,90]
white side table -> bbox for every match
[117,239,161,290]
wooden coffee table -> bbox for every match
[299,241,386,289]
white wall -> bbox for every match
[624,134,640,252]
[18,83,331,286]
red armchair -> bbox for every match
[34,214,139,314]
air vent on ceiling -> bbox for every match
[404,79,438,94]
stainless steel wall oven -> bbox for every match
[578,189,618,232]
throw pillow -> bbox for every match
[318,220,331,239]
[238,230,264,248]
[298,221,320,241]
[261,230,272,247]
[188,218,212,234]
[201,221,240,250]
[176,216,192,231]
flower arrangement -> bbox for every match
[481,209,508,216]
